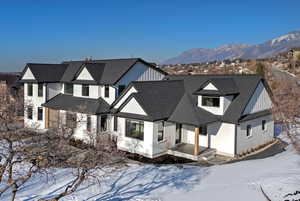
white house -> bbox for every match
[111,75,274,160]
[19,58,167,139]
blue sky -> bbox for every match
[0,0,300,72]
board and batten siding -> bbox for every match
[116,62,165,86]
[236,115,274,154]
[243,81,272,115]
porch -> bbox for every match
[168,143,216,161]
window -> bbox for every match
[105,85,109,98]
[200,125,207,136]
[101,115,108,131]
[114,116,118,131]
[66,112,77,128]
[27,84,33,96]
[118,85,126,96]
[202,96,220,107]
[38,84,43,97]
[27,106,33,119]
[262,120,266,131]
[157,121,164,142]
[64,83,73,95]
[82,84,89,96]
[125,119,144,140]
[246,125,252,137]
[37,107,43,121]
[87,115,91,132]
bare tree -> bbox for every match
[264,64,300,152]
[0,87,124,201]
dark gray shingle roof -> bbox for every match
[20,64,68,83]
[42,94,110,114]
[114,74,267,126]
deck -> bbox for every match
[168,143,216,161]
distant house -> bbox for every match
[0,72,22,96]
[19,58,167,137]
[111,74,274,160]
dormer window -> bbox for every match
[82,84,89,97]
[202,96,220,107]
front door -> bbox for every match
[48,109,59,128]
[176,123,182,144]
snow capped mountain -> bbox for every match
[162,30,300,64]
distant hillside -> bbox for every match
[162,30,300,64]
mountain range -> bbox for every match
[161,30,300,64]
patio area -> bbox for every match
[168,143,216,161]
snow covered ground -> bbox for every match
[2,135,300,201]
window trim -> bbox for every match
[246,125,252,137]
[201,96,220,107]
[82,84,89,97]
[104,85,110,98]
[38,83,43,97]
[157,121,164,142]
[125,119,144,141]
[27,83,33,97]
[37,107,43,121]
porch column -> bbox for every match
[194,127,200,155]
[45,108,49,129]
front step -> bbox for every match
[198,149,216,161]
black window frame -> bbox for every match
[200,125,207,136]
[37,107,43,121]
[246,125,252,137]
[27,83,33,97]
[113,116,118,131]
[125,119,144,141]
[262,120,266,131]
[157,121,164,142]
[87,115,91,132]
[64,83,74,95]
[38,83,43,97]
[82,84,89,97]
[202,96,220,107]
[27,106,33,120]
[104,85,110,98]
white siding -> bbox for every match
[120,97,147,115]
[114,86,138,108]
[198,95,233,115]
[24,83,47,129]
[236,115,274,155]
[76,67,94,80]
[116,62,165,86]
[117,117,155,158]
[203,83,218,90]
[73,84,100,99]
[243,81,272,115]
[22,68,35,80]
[99,85,116,104]
[47,83,62,100]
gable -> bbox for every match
[76,67,94,80]
[120,97,147,116]
[22,68,35,80]
[116,62,165,86]
[114,86,138,109]
[243,81,272,115]
[203,82,218,90]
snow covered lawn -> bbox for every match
[3,138,300,201]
